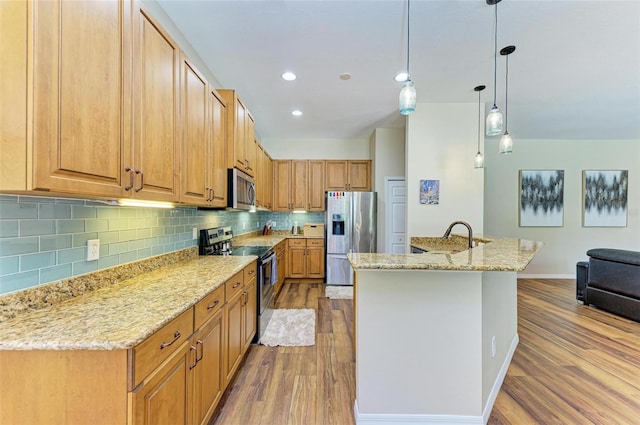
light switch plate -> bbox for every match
[192,227,198,240]
[87,239,100,261]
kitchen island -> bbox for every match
[348,236,543,425]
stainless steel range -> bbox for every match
[199,226,275,343]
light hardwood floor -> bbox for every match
[210,279,640,425]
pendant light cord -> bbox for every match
[504,55,509,132]
[478,90,482,151]
[492,2,498,106]
[406,0,411,76]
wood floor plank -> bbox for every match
[210,279,640,425]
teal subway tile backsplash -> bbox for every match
[0,221,18,238]
[20,220,56,236]
[0,194,327,295]
[20,252,56,271]
[0,256,19,276]
[0,237,39,256]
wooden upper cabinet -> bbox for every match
[325,160,371,191]
[29,0,132,197]
[245,114,256,177]
[308,160,326,211]
[218,89,255,175]
[347,160,372,191]
[132,7,180,202]
[179,54,209,205]
[273,160,291,211]
[209,89,227,207]
[290,160,308,210]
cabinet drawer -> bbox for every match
[133,308,194,387]
[225,270,244,302]
[307,239,324,248]
[194,284,225,329]
[288,239,305,248]
[244,260,257,283]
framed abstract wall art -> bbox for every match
[420,179,439,205]
[583,170,628,227]
[519,170,564,227]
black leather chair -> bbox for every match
[576,248,640,322]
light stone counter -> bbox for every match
[348,236,543,272]
[0,255,255,351]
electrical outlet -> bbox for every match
[272,221,276,228]
[257,221,260,228]
[192,227,198,240]
[242,222,246,230]
[87,239,100,261]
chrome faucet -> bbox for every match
[442,221,474,249]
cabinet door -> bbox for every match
[234,98,247,170]
[224,291,244,384]
[288,247,307,278]
[243,278,257,351]
[245,114,256,176]
[273,160,292,211]
[306,246,325,278]
[179,55,209,205]
[132,7,180,201]
[32,0,131,197]
[325,161,348,191]
[255,143,264,207]
[132,340,193,425]
[291,160,308,210]
[0,0,28,191]
[266,155,274,209]
[193,310,224,425]
[348,160,371,191]
[308,160,326,211]
[209,89,227,207]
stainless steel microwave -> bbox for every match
[227,168,256,211]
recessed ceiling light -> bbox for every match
[291,110,303,116]
[394,72,409,82]
[339,72,352,80]
[282,72,297,81]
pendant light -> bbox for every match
[485,0,503,135]
[499,45,516,154]
[474,85,486,168]
[399,0,416,115]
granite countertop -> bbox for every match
[348,236,543,272]
[232,232,323,248]
[0,255,255,351]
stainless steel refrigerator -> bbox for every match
[325,191,377,286]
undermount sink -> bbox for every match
[410,235,492,254]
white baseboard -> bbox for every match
[482,334,519,423]
[354,401,483,425]
[353,335,520,425]
[517,273,574,279]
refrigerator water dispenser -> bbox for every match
[332,214,345,235]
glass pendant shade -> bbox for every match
[499,132,513,154]
[486,105,503,135]
[399,79,416,115]
[474,152,485,169]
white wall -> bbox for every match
[370,128,405,252]
[406,103,485,241]
[484,138,640,277]
[142,0,222,88]
[261,138,370,160]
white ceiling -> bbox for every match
[155,0,640,142]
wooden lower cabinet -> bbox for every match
[132,339,193,425]
[0,262,258,425]
[286,238,325,279]
[193,309,225,425]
